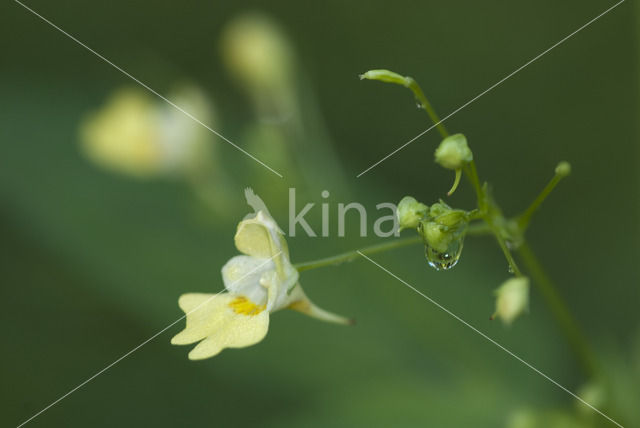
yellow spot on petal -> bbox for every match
[228,296,265,315]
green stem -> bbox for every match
[463,161,485,211]
[461,159,522,275]
[517,242,599,377]
[294,236,422,272]
[466,221,491,235]
[406,77,449,139]
[492,229,522,276]
[296,222,490,273]
[517,169,568,230]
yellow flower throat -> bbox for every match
[228,296,265,316]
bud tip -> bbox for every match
[555,161,571,177]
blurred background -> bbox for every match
[1,0,638,427]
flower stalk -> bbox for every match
[295,236,422,272]
[517,242,599,377]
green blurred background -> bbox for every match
[1,0,638,427]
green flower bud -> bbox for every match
[434,210,468,229]
[396,196,428,231]
[417,202,470,270]
[428,201,450,217]
[419,218,466,254]
[419,221,444,252]
[555,161,571,177]
[359,69,409,86]
[434,133,473,170]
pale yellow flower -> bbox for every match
[492,277,530,325]
[220,13,296,122]
[220,13,293,93]
[172,189,350,360]
[80,85,213,177]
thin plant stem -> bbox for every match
[463,161,485,210]
[517,242,599,377]
[492,229,523,277]
[517,170,568,230]
[294,236,422,272]
[406,77,449,139]
[296,222,490,273]
[461,159,522,275]
[466,221,491,235]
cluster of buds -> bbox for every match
[397,197,470,270]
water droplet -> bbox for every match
[416,102,423,109]
[507,265,514,274]
[424,238,464,271]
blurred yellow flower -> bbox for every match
[220,13,293,93]
[220,13,296,121]
[79,85,214,178]
[172,189,350,360]
[492,277,530,325]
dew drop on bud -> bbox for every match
[424,238,465,271]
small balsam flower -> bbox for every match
[80,85,214,178]
[397,196,428,231]
[491,277,530,325]
[172,189,351,360]
[220,13,293,92]
[220,13,297,122]
[434,134,473,170]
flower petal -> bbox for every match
[171,293,234,345]
[221,255,272,305]
[260,266,298,312]
[188,310,269,360]
[235,211,284,258]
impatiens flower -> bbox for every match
[80,85,214,178]
[220,13,293,94]
[172,189,350,360]
[491,277,530,325]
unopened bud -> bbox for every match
[396,196,428,231]
[359,69,409,86]
[492,277,529,325]
[555,161,571,177]
[434,133,473,170]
